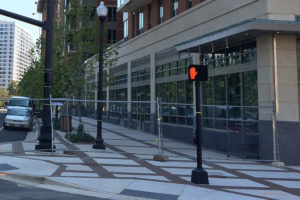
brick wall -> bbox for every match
[178,0,188,14]
[163,0,172,21]
[151,0,159,28]
[128,12,133,39]
[192,0,202,6]
[116,11,124,41]
[143,6,149,32]
[134,12,139,36]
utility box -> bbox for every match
[61,115,72,132]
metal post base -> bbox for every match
[191,168,209,184]
[35,125,55,152]
[35,144,56,152]
[153,154,169,162]
[271,161,285,168]
[93,141,106,149]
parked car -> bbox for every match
[4,109,33,131]
[7,96,34,112]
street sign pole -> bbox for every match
[191,80,209,184]
[188,64,209,184]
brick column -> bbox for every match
[192,0,202,6]
[143,6,149,32]
[178,0,188,14]
[116,12,123,41]
[134,12,139,36]
[163,0,172,21]
[151,0,159,28]
[128,12,133,39]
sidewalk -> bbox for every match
[0,116,299,200]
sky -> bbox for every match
[0,0,42,44]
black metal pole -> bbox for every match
[191,81,209,184]
[0,8,44,28]
[93,16,106,149]
[35,0,55,151]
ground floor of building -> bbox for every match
[84,19,300,165]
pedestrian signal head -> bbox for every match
[188,65,208,82]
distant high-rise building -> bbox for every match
[0,21,34,87]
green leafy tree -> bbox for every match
[7,80,18,96]
[0,87,9,107]
[18,38,44,98]
[18,0,119,136]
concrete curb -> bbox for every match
[0,172,93,191]
[0,172,153,200]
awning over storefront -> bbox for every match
[175,19,300,53]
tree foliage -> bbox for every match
[0,87,9,107]
[7,80,18,96]
[18,39,44,98]
[18,0,118,100]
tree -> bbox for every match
[7,80,18,96]
[17,38,44,98]
[0,87,9,107]
[17,0,119,136]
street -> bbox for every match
[0,112,28,143]
[0,179,105,200]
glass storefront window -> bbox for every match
[186,81,193,104]
[162,64,169,77]
[201,41,256,68]
[156,58,191,79]
[201,70,258,135]
[178,60,185,74]
[170,62,177,76]
[228,107,241,120]
[131,85,150,121]
[108,89,127,118]
[214,75,226,105]
[228,73,241,105]
[169,82,176,103]
[177,81,185,103]
[132,68,150,83]
[156,65,162,78]
[203,77,213,105]
[243,71,258,106]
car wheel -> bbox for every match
[3,125,8,130]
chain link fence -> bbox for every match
[0,97,277,161]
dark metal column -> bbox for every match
[191,81,209,184]
[35,0,55,151]
[93,16,106,149]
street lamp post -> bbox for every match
[93,1,107,150]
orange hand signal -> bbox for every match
[189,67,198,80]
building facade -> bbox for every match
[37,0,123,46]
[0,21,34,87]
[85,0,300,165]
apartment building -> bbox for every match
[0,21,34,87]
[86,0,300,165]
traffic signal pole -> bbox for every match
[188,64,209,184]
[0,0,55,151]
[191,80,209,184]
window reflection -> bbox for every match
[202,71,258,135]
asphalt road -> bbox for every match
[0,112,28,143]
[0,179,107,200]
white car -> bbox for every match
[4,109,33,131]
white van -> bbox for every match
[7,96,33,111]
